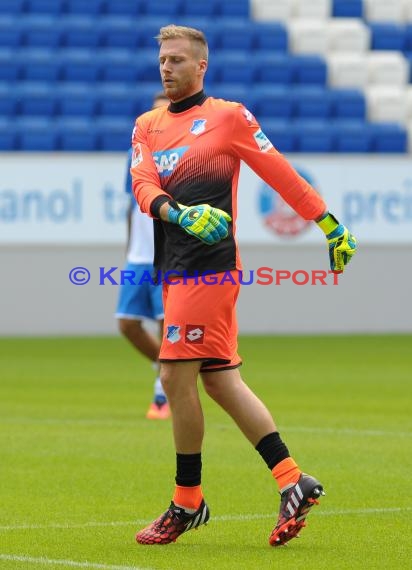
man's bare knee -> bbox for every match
[202,374,223,399]
[118,318,143,339]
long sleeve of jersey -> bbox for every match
[130,113,170,217]
[230,105,326,220]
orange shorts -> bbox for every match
[160,271,242,371]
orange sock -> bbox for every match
[173,485,203,511]
[272,457,302,491]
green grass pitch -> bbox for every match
[1,335,411,570]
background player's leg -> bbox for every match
[118,318,160,362]
[118,318,169,419]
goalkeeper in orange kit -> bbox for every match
[130,24,356,548]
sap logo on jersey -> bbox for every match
[253,129,273,153]
[152,146,189,177]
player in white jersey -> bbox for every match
[115,92,170,420]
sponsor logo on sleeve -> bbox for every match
[253,129,273,153]
[242,108,255,124]
[185,325,205,344]
[131,143,143,167]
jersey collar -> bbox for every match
[169,90,208,114]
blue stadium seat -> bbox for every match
[95,117,133,151]
[62,17,102,48]
[16,117,58,151]
[98,86,139,118]
[57,84,98,117]
[254,54,294,85]
[100,19,140,48]
[330,89,366,119]
[131,82,166,114]
[370,23,406,51]
[404,25,412,52]
[216,22,255,51]
[0,0,25,15]
[144,0,183,16]
[0,83,17,116]
[249,86,294,120]
[369,123,408,153]
[0,118,17,150]
[253,22,288,52]
[0,18,23,48]
[56,117,98,150]
[17,84,57,117]
[26,0,65,15]
[218,0,249,18]
[292,87,332,119]
[105,0,142,15]
[24,22,62,48]
[99,50,141,82]
[66,0,105,15]
[334,120,372,152]
[214,53,255,84]
[135,48,163,81]
[60,49,102,82]
[332,0,363,18]
[260,119,297,153]
[180,0,217,17]
[22,56,61,82]
[292,56,327,85]
[0,49,20,80]
[295,120,335,152]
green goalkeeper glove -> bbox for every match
[167,202,232,245]
[317,212,357,273]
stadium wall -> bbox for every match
[1,153,411,335]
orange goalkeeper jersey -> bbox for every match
[131,92,326,275]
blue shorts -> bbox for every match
[115,263,164,321]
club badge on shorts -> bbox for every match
[166,325,181,344]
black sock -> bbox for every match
[175,453,202,487]
[255,432,290,470]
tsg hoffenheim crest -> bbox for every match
[190,119,207,135]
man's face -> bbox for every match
[158,38,206,102]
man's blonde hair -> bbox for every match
[156,24,208,61]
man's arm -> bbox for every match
[130,120,231,245]
[230,104,357,271]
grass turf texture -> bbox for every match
[0,335,411,570]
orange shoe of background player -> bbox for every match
[146,401,171,420]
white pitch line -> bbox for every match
[1,507,411,532]
[1,418,410,438]
[284,426,412,438]
[0,554,154,570]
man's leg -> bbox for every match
[201,367,324,546]
[118,318,169,418]
[136,360,210,545]
[118,318,160,362]
[160,361,203,452]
